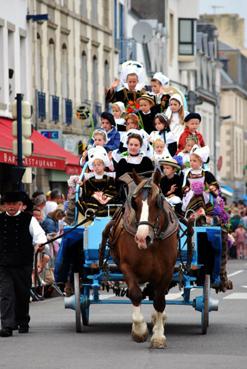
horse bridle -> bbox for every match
[133,180,164,239]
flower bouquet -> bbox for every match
[126,100,140,113]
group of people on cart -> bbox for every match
[67,60,228,230]
[63,60,233,293]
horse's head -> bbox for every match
[131,170,164,249]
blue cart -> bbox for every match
[56,214,221,335]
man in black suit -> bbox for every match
[0,192,47,337]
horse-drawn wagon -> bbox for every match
[55,168,223,348]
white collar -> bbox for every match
[126,155,143,164]
[94,173,105,179]
[142,110,151,115]
[6,210,21,216]
[190,169,203,175]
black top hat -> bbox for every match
[2,191,24,203]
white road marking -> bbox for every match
[228,270,244,277]
[96,293,183,301]
[224,293,247,300]
[91,294,115,300]
[166,293,182,300]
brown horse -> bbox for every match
[100,170,178,348]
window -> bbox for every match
[91,0,97,22]
[178,18,196,55]
[48,39,56,95]
[104,60,110,89]
[103,0,109,27]
[8,30,15,99]
[92,55,98,102]
[114,0,117,47]
[64,98,72,125]
[61,43,69,98]
[37,91,46,120]
[80,0,87,17]
[81,51,88,101]
[36,33,42,90]
[20,36,26,96]
[169,13,174,64]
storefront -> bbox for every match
[0,117,81,193]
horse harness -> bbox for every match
[109,180,178,246]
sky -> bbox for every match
[199,0,247,46]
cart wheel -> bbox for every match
[81,287,90,326]
[74,272,82,332]
[201,274,210,334]
[82,301,89,326]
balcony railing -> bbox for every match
[50,95,59,123]
[36,91,46,121]
[62,98,73,125]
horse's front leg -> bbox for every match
[131,304,148,342]
[121,264,148,342]
[150,287,167,349]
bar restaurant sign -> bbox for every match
[0,151,65,170]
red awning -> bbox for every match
[0,118,81,174]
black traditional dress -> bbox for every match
[113,155,154,178]
[182,169,217,213]
[80,174,120,216]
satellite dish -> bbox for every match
[132,21,153,44]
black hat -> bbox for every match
[101,112,116,126]
[2,191,24,203]
[184,113,201,122]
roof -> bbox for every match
[0,117,81,175]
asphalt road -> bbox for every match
[0,259,246,369]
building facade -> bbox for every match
[218,46,247,198]
[0,0,116,192]
[28,0,115,149]
[0,0,30,116]
[27,0,116,191]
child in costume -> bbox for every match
[113,133,154,178]
[136,94,156,134]
[177,112,205,153]
[111,101,126,136]
[80,150,119,216]
[177,136,198,168]
[182,146,217,216]
[152,139,171,168]
[114,113,151,160]
[208,183,229,225]
[80,129,108,167]
[106,61,146,106]
[99,112,120,152]
[150,72,169,104]
[165,94,187,142]
[159,156,183,212]
[149,113,177,156]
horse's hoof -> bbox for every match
[150,336,167,349]
[131,328,149,343]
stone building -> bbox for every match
[200,13,247,198]
[0,0,116,192]
[27,0,116,190]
